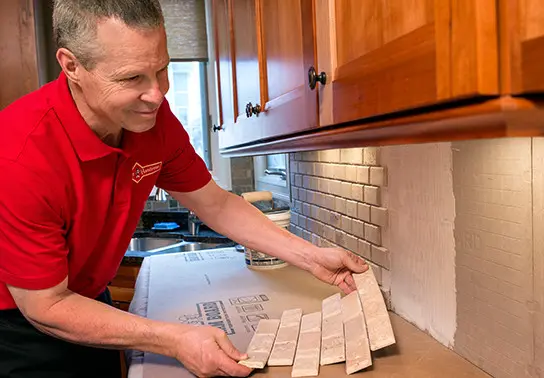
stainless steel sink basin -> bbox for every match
[127,237,183,252]
[166,242,224,253]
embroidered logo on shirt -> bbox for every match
[132,162,162,183]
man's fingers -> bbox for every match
[215,332,247,361]
[216,351,253,377]
[344,273,357,291]
[338,280,353,295]
[343,251,368,273]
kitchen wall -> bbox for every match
[288,139,543,378]
[230,157,255,195]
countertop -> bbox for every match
[126,250,491,378]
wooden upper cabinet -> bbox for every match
[316,0,500,126]
[500,0,544,94]
[212,0,318,149]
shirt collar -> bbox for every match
[51,71,126,161]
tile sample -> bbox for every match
[269,308,303,366]
[320,293,345,365]
[292,312,322,377]
[354,270,396,351]
[239,319,280,369]
[341,291,372,374]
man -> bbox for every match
[0,1,368,377]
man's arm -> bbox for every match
[170,180,368,294]
[171,180,316,271]
[8,278,252,377]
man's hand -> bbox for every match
[308,248,369,294]
[175,325,252,377]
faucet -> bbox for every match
[188,211,203,236]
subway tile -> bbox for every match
[322,163,334,178]
[303,175,311,189]
[324,225,335,241]
[312,234,321,246]
[363,186,381,206]
[330,180,342,196]
[310,204,319,219]
[368,262,383,286]
[291,213,299,226]
[341,182,352,199]
[357,203,370,222]
[345,165,357,183]
[306,190,315,204]
[340,148,363,165]
[332,164,347,181]
[369,167,387,187]
[325,195,336,210]
[357,239,371,260]
[335,197,347,215]
[352,219,365,239]
[302,151,319,162]
[299,189,307,202]
[341,215,352,233]
[306,218,315,233]
[292,187,299,200]
[314,221,325,236]
[293,152,302,161]
[329,211,342,228]
[335,230,347,248]
[363,147,380,166]
[299,216,307,229]
[371,245,390,270]
[346,200,357,218]
[303,230,312,242]
[290,160,299,174]
[317,178,328,193]
[364,224,381,245]
[351,184,364,202]
[294,200,302,213]
[319,149,341,163]
[345,234,358,253]
[310,177,319,191]
[356,166,370,184]
[314,163,324,177]
[370,206,388,227]
[303,203,311,217]
[295,174,303,187]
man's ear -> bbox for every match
[56,48,82,84]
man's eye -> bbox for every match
[122,75,140,82]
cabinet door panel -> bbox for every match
[257,0,318,140]
[232,0,260,117]
[501,0,544,93]
[213,0,234,128]
[317,0,499,126]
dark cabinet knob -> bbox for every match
[245,102,261,118]
[308,66,326,90]
[212,124,223,132]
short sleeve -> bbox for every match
[155,101,212,193]
[0,161,68,290]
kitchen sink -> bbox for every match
[163,242,225,253]
[127,237,183,252]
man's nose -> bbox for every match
[141,80,165,105]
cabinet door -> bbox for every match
[0,0,39,109]
[316,0,499,127]
[500,0,544,94]
[255,0,318,140]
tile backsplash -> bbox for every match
[288,148,390,303]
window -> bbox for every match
[165,62,211,168]
[254,154,290,201]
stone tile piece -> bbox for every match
[344,313,372,374]
[322,293,342,319]
[269,309,302,366]
[239,319,280,369]
[292,313,322,377]
[354,270,396,351]
[341,290,362,323]
[300,312,322,333]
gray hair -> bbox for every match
[53,0,164,69]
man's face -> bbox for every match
[78,18,170,133]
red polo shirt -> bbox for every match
[0,73,211,310]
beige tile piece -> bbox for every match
[321,312,345,365]
[300,312,322,333]
[292,356,320,377]
[354,270,396,351]
[322,293,342,319]
[345,313,372,374]
[341,291,362,323]
[269,309,303,366]
[239,319,280,369]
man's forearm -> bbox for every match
[194,191,316,271]
[25,290,183,357]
